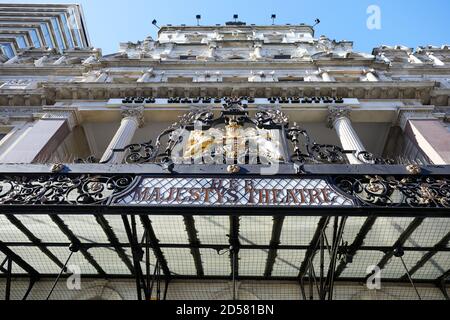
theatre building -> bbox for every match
[0,5,450,300]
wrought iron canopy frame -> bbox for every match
[82,101,394,167]
[0,164,449,300]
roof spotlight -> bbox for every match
[271,14,276,25]
[152,19,160,29]
[233,14,238,22]
[196,14,201,26]
[313,18,321,27]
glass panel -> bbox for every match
[0,43,15,58]
[150,215,189,244]
[239,249,267,276]
[239,216,272,246]
[407,218,450,248]
[0,215,30,243]
[60,13,74,48]
[68,6,83,47]
[103,215,130,243]
[272,249,305,277]
[40,23,54,48]
[16,35,26,48]
[195,216,229,245]
[163,248,196,276]
[381,251,425,279]
[29,29,41,48]
[16,215,67,243]
[49,247,99,275]
[88,248,133,275]
[338,217,367,245]
[412,252,450,280]
[280,216,321,245]
[51,17,65,50]
[364,218,415,247]
[340,250,385,278]
[9,247,60,274]
[59,215,108,244]
[0,252,25,274]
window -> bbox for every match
[51,17,66,50]
[29,29,41,48]
[16,36,27,49]
[278,76,304,82]
[167,76,194,83]
[68,7,83,47]
[179,55,197,60]
[223,76,248,83]
[228,55,245,60]
[0,43,15,59]
[60,13,75,48]
[40,23,54,48]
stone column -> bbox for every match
[100,106,144,164]
[399,110,450,164]
[328,107,366,164]
[0,111,77,163]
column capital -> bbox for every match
[327,106,352,129]
[121,105,144,127]
[397,108,436,131]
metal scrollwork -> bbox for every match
[96,100,397,166]
[0,175,135,205]
[356,151,395,165]
[255,109,289,129]
[287,122,348,165]
[334,175,450,208]
[121,141,155,164]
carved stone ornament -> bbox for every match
[327,106,352,129]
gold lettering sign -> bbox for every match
[114,178,355,207]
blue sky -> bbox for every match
[3,0,450,54]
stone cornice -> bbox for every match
[0,65,89,76]
[100,58,381,69]
[0,81,444,106]
[43,81,437,103]
[44,80,437,90]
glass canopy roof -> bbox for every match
[1,214,449,281]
